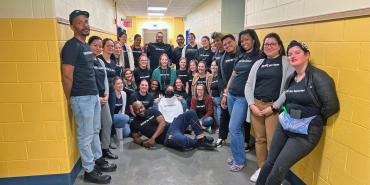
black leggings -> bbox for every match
[256,119,323,185]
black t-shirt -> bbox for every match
[188,73,195,86]
[213,50,224,64]
[197,77,207,86]
[171,46,183,69]
[218,51,238,91]
[174,89,187,99]
[285,76,320,118]
[132,46,143,68]
[197,47,214,69]
[114,95,123,114]
[97,55,118,92]
[130,109,169,144]
[185,45,198,63]
[229,51,262,96]
[195,100,206,118]
[93,59,106,97]
[147,42,172,69]
[61,37,98,96]
[254,56,283,101]
[210,75,220,97]
[176,69,189,86]
[124,83,136,114]
[149,90,160,99]
[134,67,152,87]
[122,45,131,69]
[124,84,136,98]
[188,73,196,97]
[129,92,154,109]
[159,67,172,90]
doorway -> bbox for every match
[143,29,168,44]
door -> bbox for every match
[143,29,168,44]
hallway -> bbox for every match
[74,135,259,185]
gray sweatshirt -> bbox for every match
[244,56,294,122]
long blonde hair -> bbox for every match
[122,68,137,89]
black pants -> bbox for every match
[108,89,116,136]
[218,107,230,140]
[256,118,323,185]
[244,122,251,144]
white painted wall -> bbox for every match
[221,0,245,34]
[184,0,222,38]
[0,0,125,33]
[245,0,370,26]
[55,0,125,33]
[0,0,55,18]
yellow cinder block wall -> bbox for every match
[0,18,118,178]
[255,16,370,185]
[125,16,184,47]
[0,18,72,177]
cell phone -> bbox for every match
[290,109,302,119]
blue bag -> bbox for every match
[278,111,316,135]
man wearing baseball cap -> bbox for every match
[61,10,116,184]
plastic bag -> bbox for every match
[278,110,316,135]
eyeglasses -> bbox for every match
[264,43,278,47]
[151,83,158,86]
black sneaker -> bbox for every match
[84,168,111,184]
[179,147,194,152]
[204,136,214,144]
[95,157,117,172]
[197,138,216,150]
[245,143,254,153]
[102,149,118,159]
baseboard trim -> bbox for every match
[0,159,82,185]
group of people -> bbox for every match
[62,10,340,185]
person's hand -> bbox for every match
[250,104,263,117]
[154,98,160,104]
[100,96,108,105]
[221,96,227,109]
[177,96,183,101]
[261,106,273,117]
[143,138,156,148]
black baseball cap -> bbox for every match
[69,10,89,24]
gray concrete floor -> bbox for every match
[74,134,259,185]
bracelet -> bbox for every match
[223,93,228,97]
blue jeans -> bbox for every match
[179,98,188,112]
[152,102,159,110]
[203,116,214,127]
[113,114,131,138]
[212,96,221,128]
[227,93,248,165]
[164,110,204,151]
[70,95,102,173]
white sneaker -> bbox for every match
[250,168,261,182]
[216,139,224,147]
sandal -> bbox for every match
[227,156,234,165]
[230,164,245,172]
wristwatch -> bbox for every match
[271,105,278,113]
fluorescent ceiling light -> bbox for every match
[148,12,165,16]
[148,7,167,11]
